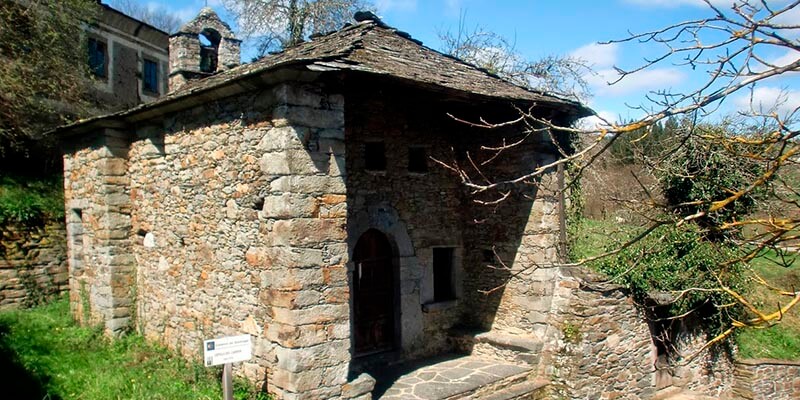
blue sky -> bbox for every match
[127,0,800,125]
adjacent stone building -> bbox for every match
[86,1,170,109]
[0,1,170,310]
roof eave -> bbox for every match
[54,58,593,139]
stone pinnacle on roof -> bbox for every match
[354,11,388,27]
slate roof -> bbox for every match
[55,15,592,135]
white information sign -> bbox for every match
[203,334,252,367]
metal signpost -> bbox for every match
[203,334,253,400]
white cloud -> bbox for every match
[586,67,685,97]
[445,0,462,13]
[733,86,800,117]
[376,0,417,13]
[568,41,684,97]
[569,42,619,69]
[578,110,620,130]
[770,49,800,69]
[773,4,800,27]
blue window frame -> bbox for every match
[88,38,107,78]
[143,59,159,94]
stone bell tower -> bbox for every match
[168,7,241,91]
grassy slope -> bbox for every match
[736,249,800,359]
[571,218,800,360]
[0,298,267,400]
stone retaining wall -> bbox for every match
[0,221,69,309]
[545,269,658,399]
[669,326,735,397]
[733,359,800,400]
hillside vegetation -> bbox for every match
[571,124,800,360]
[0,298,269,399]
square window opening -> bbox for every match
[88,38,107,78]
[143,58,159,94]
[408,146,428,173]
[482,249,495,263]
[365,141,386,171]
[433,247,455,302]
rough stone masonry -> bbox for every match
[56,12,598,398]
[59,10,800,400]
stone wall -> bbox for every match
[733,359,800,400]
[542,269,658,399]
[503,265,743,400]
[344,80,472,360]
[63,129,135,334]
[0,221,68,309]
[80,76,353,400]
[669,324,735,397]
[461,144,562,339]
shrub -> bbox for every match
[593,223,747,333]
[0,175,64,225]
[658,128,769,240]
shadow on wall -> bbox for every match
[342,75,547,366]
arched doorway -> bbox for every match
[352,229,396,355]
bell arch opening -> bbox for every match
[199,28,221,73]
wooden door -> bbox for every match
[353,229,395,355]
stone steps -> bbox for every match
[478,379,550,400]
[442,370,546,400]
[450,328,544,366]
[375,355,539,400]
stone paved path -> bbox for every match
[371,355,531,399]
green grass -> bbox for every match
[571,217,800,360]
[0,298,269,399]
[736,325,800,360]
[569,217,640,261]
[736,248,800,360]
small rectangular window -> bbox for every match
[408,146,428,173]
[365,141,386,171]
[433,247,455,302]
[88,38,107,78]
[482,249,495,263]
[143,58,159,94]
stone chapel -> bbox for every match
[54,8,743,400]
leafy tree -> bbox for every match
[596,223,747,335]
[609,117,675,164]
[0,0,99,175]
[221,0,373,56]
[594,119,770,341]
[659,124,770,239]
